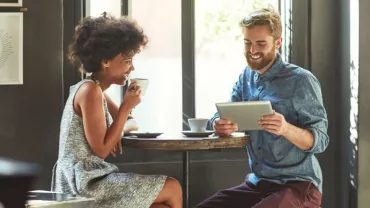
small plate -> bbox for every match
[181,130,214,137]
[128,131,163,138]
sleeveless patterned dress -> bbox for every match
[51,79,166,208]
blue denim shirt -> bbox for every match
[208,53,329,193]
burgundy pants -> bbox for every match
[195,180,321,208]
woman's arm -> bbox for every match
[75,82,133,159]
[104,92,120,120]
[104,93,138,133]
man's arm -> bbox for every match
[289,73,329,153]
[281,120,316,151]
[259,73,328,153]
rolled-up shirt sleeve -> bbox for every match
[293,73,329,154]
[208,72,244,130]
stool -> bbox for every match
[0,157,39,208]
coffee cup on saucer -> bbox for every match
[188,118,208,132]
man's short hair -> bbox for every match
[240,7,282,40]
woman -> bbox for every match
[51,13,182,208]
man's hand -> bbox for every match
[259,111,289,136]
[214,118,238,136]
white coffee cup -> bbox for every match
[188,118,208,132]
[130,78,149,96]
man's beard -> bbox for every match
[246,48,276,71]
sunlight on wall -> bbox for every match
[194,0,281,119]
[349,0,359,189]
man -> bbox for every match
[196,8,328,208]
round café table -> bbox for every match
[122,133,249,208]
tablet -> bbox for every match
[215,100,274,131]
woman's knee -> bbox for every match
[163,177,182,196]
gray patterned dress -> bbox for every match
[51,79,166,208]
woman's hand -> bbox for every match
[110,139,123,157]
[110,118,138,157]
[121,81,142,110]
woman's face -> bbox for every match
[104,53,135,86]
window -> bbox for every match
[85,0,291,134]
[86,0,123,105]
[194,0,281,119]
[349,0,359,189]
[281,0,293,62]
[86,0,183,135]
[129,0,183,134]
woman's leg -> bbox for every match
[152,177,183,208]
[150,203,170,208]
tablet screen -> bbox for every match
[215,101,273,131]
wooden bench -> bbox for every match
[26,191,96,208]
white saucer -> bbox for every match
[127,131,163,138]
[181,130,214,137]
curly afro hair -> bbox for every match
[68,12,148,73]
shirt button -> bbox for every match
[256,87,262,93]
[254,74,259,81]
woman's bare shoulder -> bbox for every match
[75,81,103,104]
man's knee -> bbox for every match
[253,188,302,208]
